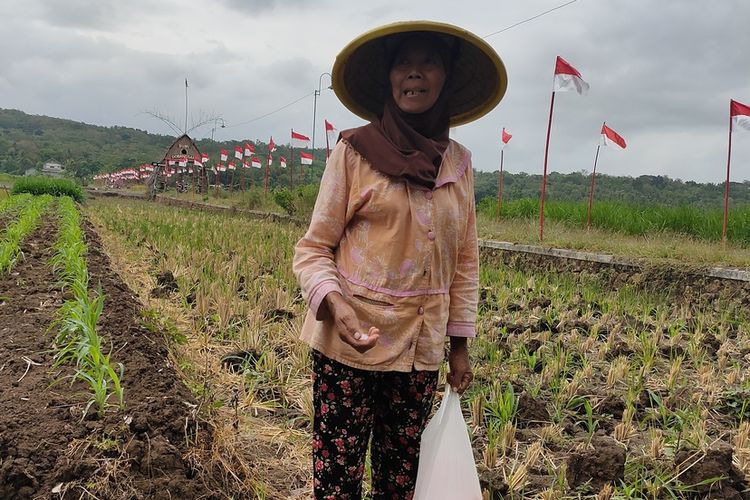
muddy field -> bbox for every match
[3,196,750,499]
[0,214,215,498]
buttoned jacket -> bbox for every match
[293,137,478,372]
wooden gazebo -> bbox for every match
[156,134,207,193]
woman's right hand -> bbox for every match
[325,292,380,353]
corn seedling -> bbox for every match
[0,195,52,274]
[49,197,124,418]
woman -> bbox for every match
[293,21,507,499]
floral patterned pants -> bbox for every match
[312,350,439,500]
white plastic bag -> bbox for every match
[413,384,482,500]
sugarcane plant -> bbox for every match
[50,196,124,418]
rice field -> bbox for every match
[478,198,750,247]
[79,196,750,498]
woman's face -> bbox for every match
[389,38,447,114]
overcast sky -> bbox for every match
[1,0,749,183]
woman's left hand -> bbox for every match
[447,337,473,395]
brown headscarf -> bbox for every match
[339,35,454,189]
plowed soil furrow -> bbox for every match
[0,214,215,499]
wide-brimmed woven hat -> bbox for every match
[332,20,508,127]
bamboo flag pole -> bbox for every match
[587,143,601,230]
[541,56,590,241]
[497,149,504,220]
[498,127,512,220]
[539,91,556,242]
[325,120,332,160]
[290,132,295,189]
[722,103,733,244]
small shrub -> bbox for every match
[273,188,296,216]
[239,188,264,210]
[294,184,319,220]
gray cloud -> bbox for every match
[1,0,749,182]
[221,0,320,15]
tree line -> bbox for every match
[1,107,748,208]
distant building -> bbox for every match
[41,160,66,178]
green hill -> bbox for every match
[1,107,748,208]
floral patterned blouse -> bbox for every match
[293,137,478,372]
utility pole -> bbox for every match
[311,72,332,152]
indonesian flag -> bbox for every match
[244,142,255,156]
[193,155,203,167]
[234,146,243,160]
[220,149,228,162]
[553,56,589,95]
[201,152,209,164]
[280,156,287,168]
[600,123,627,149]
[228,161,236,170]
[731,99,750,132]
[218,164,226,172]
[291,129,310,148]
[251,157,262,169]
[268,137,277,152]
[178,159,187,167]
[300,151,313,165]
[242,160,250,169]
[325,119,336,135]
[501,127,512,149]
[168,160,176,166]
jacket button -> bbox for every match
[417,306,424,315]
[427,231,435,241]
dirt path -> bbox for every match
[0,215,215,499]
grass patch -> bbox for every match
[12,176,84,202]
[479,198,750,247]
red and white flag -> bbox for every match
[300,151,313,165]
[244,142,255,156]
[217,164,226,172]
[201,152,209,164]
[553,56,589,95]
[251,157,262,169]
[228,161,236,170]
[178,159,187,167]
[291,130,310,148]
[268,137,277,152]
[267,154,273,166]
[325,119,336,135]
[731,99,750,132]
[242,160,249,169]
[600,123,627,149]
[279,156,287,168]
[193,155,203,167]
[234,146,243,160]
[501,127,512,149]
[220,149,228,162]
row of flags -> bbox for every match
[96,120,341,189]
[500,57,627,154]
[496,55,750,242]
